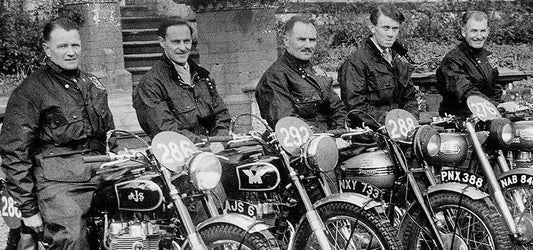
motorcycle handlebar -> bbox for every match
[323,129,349,137]
[82,155,112,163]
[207,135,235,142]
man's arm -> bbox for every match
[255,73,300,127]
[132,79,201,142]
[401,79,420,119]
[0,92,40,218]
[338,59,387,127]
[324,82,347,129]
[206,78,230,136]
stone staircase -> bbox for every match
[120,0,198,87]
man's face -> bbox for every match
[370,14,400,49]
[284,22,317,61]
[159,25,192,65]
[43,28,81,70]
[462,18,489,49]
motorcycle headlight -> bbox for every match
[413,125,441,158]
[187,152,222,191]
[303,135,339,172]
[489,117,515,146]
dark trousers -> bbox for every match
[36,179,99,250]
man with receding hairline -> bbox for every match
[338,4,419,129]
[437,10,502,117]
[0,18,114,249]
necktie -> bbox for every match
[383,49,393,64]
[175,65,192,86]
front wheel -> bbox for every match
[199,223,275,250]
[401,192,511,250]
[293,202,401,250]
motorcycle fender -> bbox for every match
[498,168,533,189]
[196,213,271,234]
[426,182,489,200]
[313,192,383,211]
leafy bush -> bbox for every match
[0,1,84,78]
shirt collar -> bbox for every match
[370,37,391,57]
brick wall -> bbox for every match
[196,8,278,127]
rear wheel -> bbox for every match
[401,192,511,249]
[293,202,401,249]
[199,223,275,250]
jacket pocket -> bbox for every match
[48,115,86,145]
[366,70,394,104]
[170,104,197,127]
[36,151,95,182]
[294,93,321,118]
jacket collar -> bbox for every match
[161,54,210,79]
[45,58,80,77]
[459,39,491,57]
[281,50,312,70]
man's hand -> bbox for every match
[209,142,225,154]
[335,138,350,149]
[22,212,43,233]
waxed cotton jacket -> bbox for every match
[0,60,115,217]
[133,55,230,142]
[255,51,346,132]
[436,40,501,117]
[338,39,419,129]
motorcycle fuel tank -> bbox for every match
[115,177,164,212]
[235,161,281,191]
[341,150,397,189]
[510,121,533,151]
[427,133,469,166]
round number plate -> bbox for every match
[151,131,198,172]
[385,109,419,141]
[275,117,313,155]
[0,189,21,229]
[467,95,501,121]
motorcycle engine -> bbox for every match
[107,220,162,250]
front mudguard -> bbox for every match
[196,213,271,235]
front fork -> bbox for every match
[161,168,208,250]
[465,122,520,237]
[280,151,332,250]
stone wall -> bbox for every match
[196,7,278,127]
[64,0,132,93]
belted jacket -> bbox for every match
[338,38,419,129]
[436,40,501,117]
[255,51,346,131]
[133,55,230,142]
[0,59,115,217]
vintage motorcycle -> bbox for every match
[334,108,510,249]
[208,114,401,250]
[421,95,533,248]
[80,129,277,250]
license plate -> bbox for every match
[224,199,257,218]
[338,179,383,200]
[440,169,486,189]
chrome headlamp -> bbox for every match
[413,125,441,159]
[303,135,339,172]
[187,152,222,191]
[489,117,515,146]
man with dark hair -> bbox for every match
[255,15,346,131]
[0,18,115,249]
[133,19,230,153]
[437,10,503,117]
[338,4,419,129]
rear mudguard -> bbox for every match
[498,167,533,189]
[196,213,271,234]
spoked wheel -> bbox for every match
[502,184,533,247]
[293,202,401,250]
[198,223,275,250]
[401,192,511,250]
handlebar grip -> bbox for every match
[324,129,349,137]
[208,135,234,142]
[82,155,112,163]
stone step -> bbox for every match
[123,40,161,54]
[124,53,162,68]
[120,5,157,17]
[121,16,195,30]
[122,28,159,42]
[125,0,157,6]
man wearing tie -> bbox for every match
[337,4,419,129]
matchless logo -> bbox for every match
[89,75,106,90]
[486,54,498,69]
[236,162,281,191]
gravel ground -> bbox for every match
[0,218,8,249]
